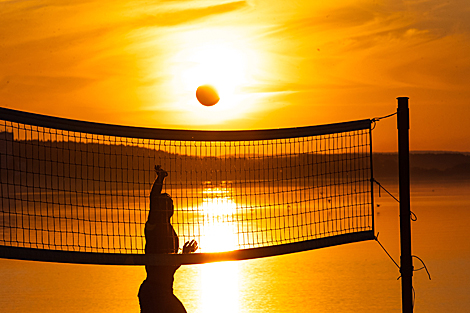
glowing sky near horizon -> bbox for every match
[1,0,469,151]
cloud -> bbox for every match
[2,0,470,147]
[134,1,250,27]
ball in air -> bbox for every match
[196,85,220,106]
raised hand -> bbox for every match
[151,165,168,196]
[154,165,168,178]
[182,239,198,254]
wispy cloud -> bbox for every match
[1,0,470,150]
[134,1,250,27]
[0,0,253,118]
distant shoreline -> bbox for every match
[373,151,470,182]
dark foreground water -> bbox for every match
[1,181,469,312]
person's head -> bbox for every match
[148,193,174,222]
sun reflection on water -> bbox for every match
[198,183,239,253]
[201,261,240,313]
[198,183,240,313]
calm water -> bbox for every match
[1,182,469,312]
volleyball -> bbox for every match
[196,85,220,106]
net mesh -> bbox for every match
[0,107,374,264]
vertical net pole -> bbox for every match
[397,97,413,313]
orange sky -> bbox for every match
[1,0,469,152]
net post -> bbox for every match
[397,97,413,313]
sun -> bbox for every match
[164,28,262,125]
[182,42,247,100]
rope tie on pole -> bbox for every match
[371,111,398,130]
[371,178,431,311]
[372,179,418,221]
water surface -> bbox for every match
[1,182,469,312]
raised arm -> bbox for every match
[151,165,168,196]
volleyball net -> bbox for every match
[0,107,374,265]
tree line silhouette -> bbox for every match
[1,132,372,191]
[2,132,468,193]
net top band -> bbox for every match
[0,106,371,141]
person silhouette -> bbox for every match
[138,165,197,313]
